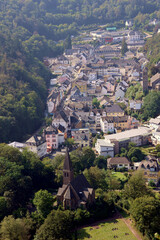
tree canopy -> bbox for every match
[130,196,160,237]
[142,91,160,120]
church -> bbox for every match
[57,148,95,210]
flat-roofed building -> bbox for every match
[95,127,151,156]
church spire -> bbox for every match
[63,148,74,185]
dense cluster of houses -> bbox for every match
[8,27,160,186]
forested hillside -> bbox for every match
[0,0,160,142]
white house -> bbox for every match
[52,110,70,129]
[129,100,142,110]
[107,157,130,170]
[100,117,114,133]
[25,135,47,158]
[95,139,114,157]
[58,133,65,146]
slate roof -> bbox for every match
[45,125,58,134]
[58,124,65,133]
[63,79,70,86]
[54,110,69,123]
[101,117,114,123]
[108,157,130,165]
[106,104,124,113]
[70,174,91,198]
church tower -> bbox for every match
[63,148,74,185]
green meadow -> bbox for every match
[78,219,137,240]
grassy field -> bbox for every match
[77,219,137,240]
[112,172,127,181]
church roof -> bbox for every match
[70,174,91,197]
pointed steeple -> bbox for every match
[63,148,74,185]
[64,147,72,171]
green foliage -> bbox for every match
[33,190,54,218]
[105,171,121,190]
[65,138,75,150]
[0,144,56,215]
[117,102,127,111]
[70,147,96,174]
[156,144,160,152]
[124,171,150,200]
[127,147,145,162]
[74,209,90,226]
[142,91,160,120]
[0,197,7,220]
[82,147,96,169]
[148,180,156,188]
[63,35,72,50]
[125,83,143,100]
[0,215,32,240]
[130,196,160,237]
[94,155,107,169]
[143,33,160,77]
[92,98,100,108]
[84,166,107,190]
[34,209,74,240]
[128,142,136,150]
[84,167,122,191]
[120,147,128,157]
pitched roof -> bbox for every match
[108,157,130,165]
[101,117,114,123]
[54,110,69,123]
[71,174,91,197]
[58,124,65,133]
[106,104,124,113]
[150,73,160,84]
[45,125,58,134]
[26,135,45,146]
